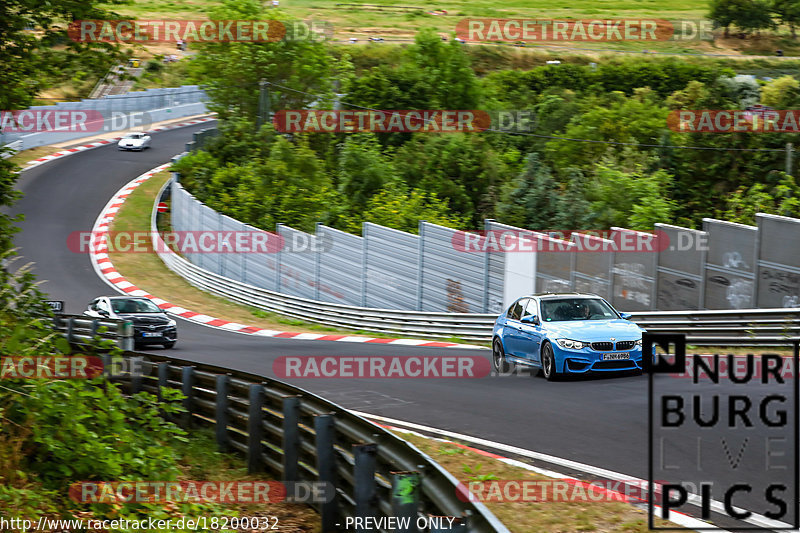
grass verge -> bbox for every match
[394,430,671,533]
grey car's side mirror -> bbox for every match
[521,315,539,325]
[98,309,109,316]
[620,312,632,320]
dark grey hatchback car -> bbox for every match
[85,296,177,349]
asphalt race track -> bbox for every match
[11,123,796,529]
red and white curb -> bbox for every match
[89,164,482,349]
[19,116,216,172]
[355,412,734,532]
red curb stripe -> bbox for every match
[316,335,347,341]
[206,319,229,327]
[181,311,199,318]
[239,326,263,334]
[275,332,301,338]
[107,277,124,283]
[419,341,458,348]
[365,337,394,343]
[121,285,139,293]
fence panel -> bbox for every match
[535,235,575,294]
[363,223,419,311]
[756,214,800,308]
[572,233,614,300]
[277,224,318,300]
[241,224,279,290]
[317,225,363,306]
[611,227,657,311]
[419,222,485,313]
[702,218,757,310]
[655,224,707,310]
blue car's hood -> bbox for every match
[542,319,643,341]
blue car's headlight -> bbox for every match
[556,338,587,350]
[635,338,642,347]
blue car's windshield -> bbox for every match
[540,298,619,322]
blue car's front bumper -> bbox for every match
[551,344,643,374]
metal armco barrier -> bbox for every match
[53,314,134,351]
[98,349,509,533]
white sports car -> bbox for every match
[117,132,151,151]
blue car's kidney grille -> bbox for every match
[616,340,636,350]
[591,342,614,351]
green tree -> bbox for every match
[554,168,593,229]
[709,0,774,36]
[586,157,676,230]
[773,0,800,36]
[337,134,398,212]
[496,153,561,230]
[544,90,670,171]
[343,185,465,234]
[760,75,800,107]
[188,0,335,122]
[719,171,800,223]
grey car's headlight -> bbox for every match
[167,319,177,327]
[556,338,586,350]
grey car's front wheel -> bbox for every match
[540,342,557,381]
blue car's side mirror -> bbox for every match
[620,312,632,320]
[521,315,539,325]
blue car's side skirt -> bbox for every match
[505,355,541,368]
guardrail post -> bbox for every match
[156,362,169,401]
[119,320,134,351]
[90,319,99,338]
[391,471,421,533]
[181,366,194,429]
[130,356,143,394]
[314,414,338,532]
[66,318,75,343]
[353,443,378,532]
[215,374,230,452]
[247,384,265,473]
[282,396,300,482]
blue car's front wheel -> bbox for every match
[541,342,557,381]
[492,338,512,374]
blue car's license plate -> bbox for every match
[603,352,629,360]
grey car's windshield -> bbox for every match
[540,298,619,322]
[126,133,144,139]
[111,298,162,314]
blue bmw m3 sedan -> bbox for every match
[492,293,647,380]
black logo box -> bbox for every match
[645,333,800,530]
